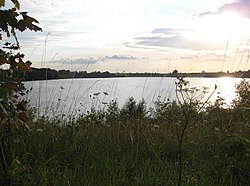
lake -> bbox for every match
[24,77,245,118]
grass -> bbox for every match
[1,79,250,185]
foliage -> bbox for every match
[0,0,41,184]
[77,108,106,125]
[232,79,250,108]
[76,98,147,125]
[120,97,147,119]
[154,100,182,123]
[231,79,250,125]
[0,0,42,122]
[173,77,217,186]
[224,135,250,184]
[105,99,120,121]
[0,77,250,185]
[1,90,248,185]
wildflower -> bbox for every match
[214,127,219,132]
[152,124,160,132]
[36,128,43,132]
[153,124,160,128]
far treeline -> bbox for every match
[8,67,250,81]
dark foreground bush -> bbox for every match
[0,96,248,185]
[1,79,250,185]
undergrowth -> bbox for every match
[0,79,249,186]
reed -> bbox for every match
[1,79,249,185]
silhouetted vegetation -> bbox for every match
[0,77,249,185]
[0,0,42,185]
[8,67,250,81]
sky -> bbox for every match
[12,0,250,72]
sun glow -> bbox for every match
[192,11,250,42]
[212,77,241,106]
[216,11,249,36]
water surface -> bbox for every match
[24,77,244,118]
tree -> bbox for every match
[0,0,42,184]
[172,69,178,75]
[233,79,250,108]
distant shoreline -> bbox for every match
[9,67,250,81]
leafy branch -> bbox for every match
[0,0,42,184]
[175,77,217,186]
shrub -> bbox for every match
[120,97,147,119]
[232,79,250,108]
[0,1,41,184]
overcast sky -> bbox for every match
[14,0,250,72]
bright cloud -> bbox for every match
[8,0,250,72]
[197,0,250,18]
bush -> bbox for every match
[120,97,147,119]
[0,1,41,184]
[233,79,250,108]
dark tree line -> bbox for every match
[6,67,250,81]
[15,68,122,80]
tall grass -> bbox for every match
[24,77,242,122]
[1,78,249,185]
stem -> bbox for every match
[0,140,11,185]
[0,141,8,177]
[198,85,217,113]
[177,110,190,186]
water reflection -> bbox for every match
[24,77,246,118]
[187,77,242,106]
[212,77,240,106]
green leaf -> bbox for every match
[5,10,18,27]
[9,56,16,68]
[0,0,5,7]
[0,55,8,65]
[0,9,18,37]
[4,42,11,46]
[0,12,10,36]
[17,61,32,72]
[17,20,26,31]
[26,60,32,67]
[21,12,39,24]
[11,0,20,9]
[17,13,42,32]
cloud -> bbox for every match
[126,25,227,51]
[151,28,189,35]
[129,35,225,50]
[133,28,187,49]
[206,52,228,58]
[196,0,250,18]
[123,43,159,50]
[180,55,198,60]
[51,57,100,65]
[19,1,90,43]
[105,55,137,60]
[180,52,229,61]
[129,27,184,50]
[135,35,185,48]
[47,55,138,65]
